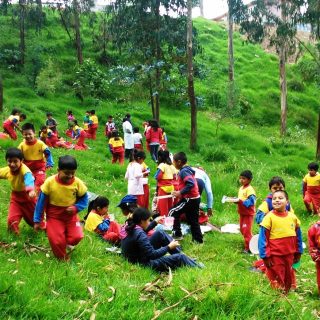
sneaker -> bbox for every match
[197,262,205,269]
[172,232,183,241]
[66,245,75,254]
[106,246,121,254]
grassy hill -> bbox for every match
[0,10,320,319]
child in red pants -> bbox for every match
[34,155,88,261]
[234,170,256,253]
[308,221,320,296]
[85,196,121,244]
[303,162,320,214]
[0,148,39,234]
[259,190,303,294]
[2,109,26,140]
[18,123,54,193]
[108,130,125,165]
[72,120,88,150]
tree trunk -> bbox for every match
[19,0,26,65]
[35,0,43,33]
[73,0,83,64]
[148,75,156,119]
[0,76,3,113]
[199,0,204,17]
[154,0,161,123]
[228,6,234,82]
[316,112,320,159]
[187,0,197,149]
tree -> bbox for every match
[19,0,26,65]
[199,0,204,17]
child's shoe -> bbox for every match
[172,231,183,241]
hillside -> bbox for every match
[0,10,320,320]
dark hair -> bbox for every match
[73,120,78,126]
[58,155,77,170]
[150,120,159,131]
[125,113,131,118]
[308,162,319,171]
[111,130,120,140]
[40,125,47,131]
[158,150,172,165]
[108,115,113,119]
[133,127,139,133]
[67,110,73,115]
[90,110,95,114]
[46,112,52,117]
[19,114,26,120]
[173,152,187,164]
[240,170,253,180]
[21,123,35,132]
[268,176,285,190]
[91,196,109,210]
[273,190,289,200]
[6,147,23,160]
[119,202,138,213]
[125,208,151,234]
[11,108,20,115]
[130,149,146,162]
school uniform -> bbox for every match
[88,115,99,140]
[308,221,320,294]
[0,164,38,234]
[34,174,88,260]
[125,162,144,207]
[73,125,88,150]
[105,121,116,138]
[303,173,320,214]
[259,210,303,293]
[18,139,54,192]
[141,162,150,209]
[133,132,143,150]
[3,115,19,140]
[109,137,125,164]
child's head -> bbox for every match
[58,155,77,183]
[90,110,95,115]
[73,120,79,126]
[108,115,113,122]
[6,148,23,172]
[158,150,172,165]
[268,176,285,193]
[133,127,139,133]
[91,196,109,215]
[173,152,187,170]
[11,108,20,115]
[239,170,253,186]
[308,162,319,176]
[131,149,146,164]
[46,112,53,119]
[111,130,119,138]
[67,110,73,115]
[21,123,36,143]
[40,125,48,133]
[272,190,289,212]
[85,110,90,116]
[19,114,26,121]
[117,195,138,216]
[126,207,151,233]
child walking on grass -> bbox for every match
[34,155,88,261]
[108,130,125,165]
[3,109,26,140]
[303,162,320,215]
[258,190,303,294]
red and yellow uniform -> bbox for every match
[237,184,256,250]
[34,174,88,260]
[109,137,125,164]
[73,125,88,150]
[308,221,320,294]
[141,161,150,209]
[3,115,19,140]
[0,164,37,234]
[303,173,320,214]
[88,114,99,140]
[40,129,59,147]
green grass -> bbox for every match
[0,10,320,320]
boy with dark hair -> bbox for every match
[168,152,203,243]
[18,123,54,192]
[88,110,99,140]
[105,115,116,138]
[34,155,88,261]
[235,170,256,253]
[0,148,38,234]
[3,110,26,140]
[303,162,320,214]
[46,112,58,133]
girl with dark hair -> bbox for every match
[145,120,162,162]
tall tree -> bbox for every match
[199,0,204,17]
[19,0,26,65]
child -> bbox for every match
[125,150,145,207]
[234,170,256,253]
[141,153,150,209]
[72,120,88,150]
[259,190,303,294]
[308,221,320,296]
[40,126,72,149]
[46,112,58,133]
[34,155,88,260]
[159,127,167,151]
[67,110,75,122]
[3,109,26,140]
[83,111,90,135]
[108,130,125,165]
[121,207,201,272]
[145,120,162,162]
[133,127,143,150]
[117,194,138,218]
[168,152,203,243]
[18,123,54,192]
[256,176,293,224]
[155,150,176,216]
[88,110,99,140]
[303,162,320,214]
[0,148,39,234]
[105,115,116,138]
[84,196,121,244]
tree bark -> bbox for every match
[0,76,3,113]
[199,0,204,17]
[187,0,197,149]
[148,75,156,119]
[154,0,161,123]
[19,0,26,65]
[228,3,234,82]
[73,0,83,64]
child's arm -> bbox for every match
[302,181,307,197]
[239,195,256,207]
[66,192,89,214]
[96,218,111,232]
[308,225,320,261]
[154,168,163,181]
[34,192,47,230]
[44,148,54,168]
[294,226,303,263]
[258,226,272,266]
[23,171,36,198]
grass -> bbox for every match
[0,9,320,320]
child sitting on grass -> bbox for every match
[303,162,320,215]
[258,190,303,294]
[72,120,88,150]
[85,196,121,244]
[34,155,88,261]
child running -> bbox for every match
[18,123,54,193]
[3,109,26,140]
[308,221,320,297]
[168,152,203,243]
[108,130,125,165]
[258,190,303,294]
[303,162,320,215]
[34,155,88,261]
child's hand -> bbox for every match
[65,206,76,214]
[28,190,37,198]
[207,208,213,216]
[168,240,180,250]
[263,257,273,268]
[34,223,41,232]
[172,191,181,198]
[293,253,301,263]
[154,216,164,224]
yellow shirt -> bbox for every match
[40,129,52,140]
[158,163,176,180]
[238,185,255,201]
[18,140,47,161]
[85,211,103,232]
[303,173,320,186]
[41,175,87,207]
[261,211,300,239]
[0,164,32,191]
[90,115,98,125]
[258,200,294,214]
[109,137,124,148]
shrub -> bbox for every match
[204,146,229,162]
[287,79,305,92]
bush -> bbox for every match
[0,46,21,71]
[287,79,305,92]
[204,146,229,162]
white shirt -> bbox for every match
[125,162,144,195]
[122,120,134,149]
[133,132,143,145]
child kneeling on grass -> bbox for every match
[34,155,88,261]
[258,190,303,294]
[121,207,202,272]
[84,196,121,244]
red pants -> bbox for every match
[7,191,36,234]
[32,169,46,193]
[102,221,121,243]
[3,124,17,140]
[136,194,144,207]
[157,188,173,216]
[88,125,98,140]
[316,262,320,294]
[142,184,149,209]
[304,192,320,214]
[265,254,294,293]
[134,144,143,150]
[74,131,88,150]
[239,214,253,250]
[46,212,83,260]
[112,151,124,165]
